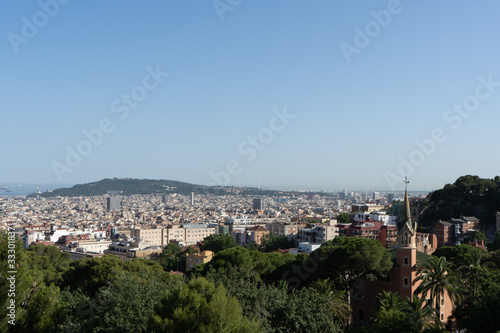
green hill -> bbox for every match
[38,178,227,197]
[421,175,500,227]
[37,178,332,198]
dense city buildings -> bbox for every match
[0,187,469,256]
[1,186,486,259]
[1,182,497,331]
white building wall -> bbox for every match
[298,242,321,253]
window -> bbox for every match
[403,277,409,287]
[404,257,409,266]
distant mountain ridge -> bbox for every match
[37,178,224,197]
[37,178,326,198]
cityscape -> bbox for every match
[1,176,500,331]
[2,1,500,332]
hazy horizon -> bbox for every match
[0,177,440,194]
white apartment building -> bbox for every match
[298,242,321,253]
[130,223,216,246]
[184,223,216,244]
[353,211,396,225]
[45,228,71,243]
[23,231,45,248]
[68,240,113,254]
[130,227,168,246]
[298,223,337,244]
[266,222,299,237]
[165,225,185,244]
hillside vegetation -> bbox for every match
[422,175,500,226]
[38,178,330,198]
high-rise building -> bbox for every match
[107,196,122,211]
[110,228,118,240]
[253,198,265,211]
[190,192,194,206]
[373,192,380,201]
[339,190,347,200]
[162,194,168,204]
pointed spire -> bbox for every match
[397,176,414,233]
[402,176,412,227]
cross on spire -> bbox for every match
[403,176,410,190]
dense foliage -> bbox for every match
[156,242,195,272]
[422,175,500,226]
[200,234,238,253]
[258,233,295,253]
[337,212,350,224]
[312,237,393,305]
[368,291,438,333]
[2,231,500,332]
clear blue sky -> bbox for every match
[1,0,500,191]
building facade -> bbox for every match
[107,196,122,211]
[298,223,337,244]
[352,181,453,327]
[186,250,214,270]
[130,224,216,246]
[253,198,265,211]
[433,217,480,247]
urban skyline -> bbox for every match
[0,177,448,195]
[3,2,500,331]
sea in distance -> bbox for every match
[0,183,73,197]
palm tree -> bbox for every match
[374,292,441,332]
[458,249,497,297]
[310,278,335,295]
[373,291,412,332]
[377,290,407,312]
[414,256,461,321]
[406,295,438,330]
[310,278,351,327]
